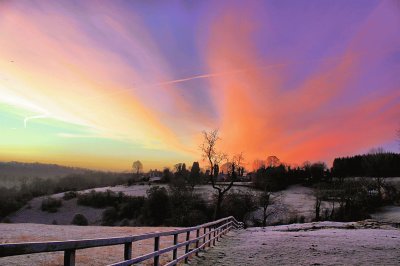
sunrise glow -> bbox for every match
[0,1,399,171]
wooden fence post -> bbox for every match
[195,229,200,256]
[1,217,242,266]
[184,231,190,263]
[213,227,216,246]
[203,227,207,250]
[173,233,178,260]
[64,249,75,266]
[124,242,132,260]
[208,227,211,247]
[154,236,160,266]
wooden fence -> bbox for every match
[0,216,243,266]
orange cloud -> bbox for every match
[204,2,400,167]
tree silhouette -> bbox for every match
[132,160,143,176]
[266,156,280,168]
[187,162,201,190]
[310,162,327,183]
[252,159,265,171]
[200,129,243,220]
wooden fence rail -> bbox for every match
[0,216,243,266]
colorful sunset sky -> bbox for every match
[0,0,399,171]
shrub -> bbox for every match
[167,188,211,226]
[253,165,290,191]
[119,197,145,219]
[142,187,170,226]
[63,191,78,200]
[288,215,300,224]
[120,218,130,226]
[71,213,89,226]
[219,191,258,223]
[77,190,124,208]
[41,197,62,213]
[102,207,118,226]
[2,217,11,223]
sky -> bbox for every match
[0,0,399,171]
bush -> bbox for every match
[119,197,145,219]
[142,187,170,226]
[77,190,124,208]
[253,165,290,191]
[2,217,11,223]
[102,207,118,226]
[63,191,78,200]
[120,218,130,226]
[219,191,258,223]
[167,187,211,226]
[0,171,131,220]
[41,197,62,213]
[71,213,88,226]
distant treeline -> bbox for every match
[332,153,400,177]
[252,162,328,191]
[74,186,258,227]
[0,161,89,179]
[252,152,400,191]
[0,171,130,219]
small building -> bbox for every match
[149,176,162,183]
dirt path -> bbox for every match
[190,223,400,266]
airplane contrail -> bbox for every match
[85,55,348,103]
[86,62,296,103]
[154,62,295,86]
[24,114,49,128]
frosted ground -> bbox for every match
[1,221,399,266]
[7,184,329,225]
[0,224,189,265]
[2,182,400,265]
[192,221,400,266]
[7,183,400,225]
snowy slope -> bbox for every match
[192,221,400,266]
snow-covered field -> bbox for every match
[77,184,254,201]
[2,221,399,266]
[7,184,400,226]
[6,184,254,225]
[192,221,400,266]
[8,196,104,225]
[0,224,191,266]
[249,185,332,225]
[371,206,400,223]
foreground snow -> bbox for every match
[1,221,399,265]
[192,221,400,266]
[0,224,187,265]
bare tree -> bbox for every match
[252,159,265,171]
[266,156,280,168]
[259,189,271,227]
[200,129,243,220]
[314,190,322,221]
[255,189,284,227]
[132,160,143,176]
[365,147,387,200]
